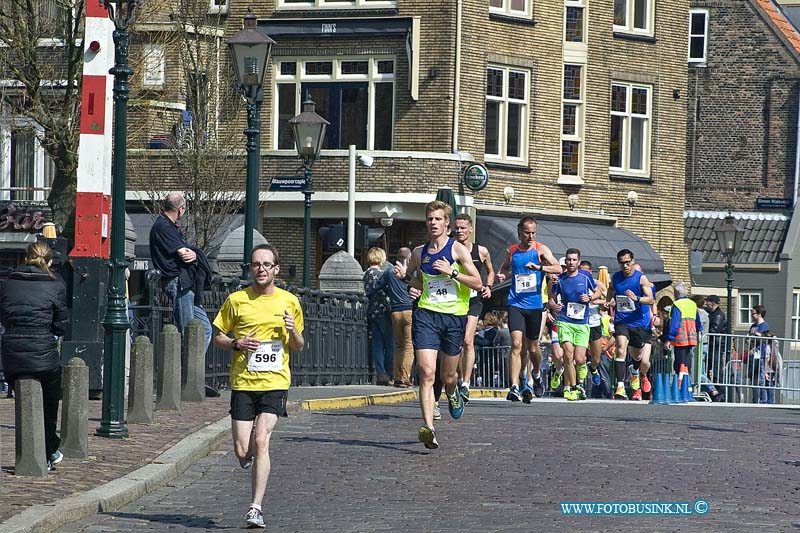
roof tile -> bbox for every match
[756,0,800,56]
[684,212,790,263]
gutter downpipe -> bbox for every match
[452,0,462,153]
[348,145,356,255]
[794,85,800,206]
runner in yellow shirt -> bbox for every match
[212,244,304,529]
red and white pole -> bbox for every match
[70,1,114,259]
[62,3,116,394]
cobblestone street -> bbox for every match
[60,400,800,532]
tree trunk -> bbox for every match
[48,167,77,243]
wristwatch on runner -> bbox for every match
[450,268,459,279]
[231,338,238,351]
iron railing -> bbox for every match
[129,271,370,389]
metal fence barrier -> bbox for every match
[471,334,800,406]
[698,333,800,405]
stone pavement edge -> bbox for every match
[0,385,426,533]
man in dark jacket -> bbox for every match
[704,295,728,398]
[0,241,69,470]
[149,192,213,350]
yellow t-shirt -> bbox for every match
[212,286,304,391]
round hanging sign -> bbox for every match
[463,163,489,192]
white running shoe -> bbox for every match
[245,507,265,528]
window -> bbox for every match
[609,82,651,175]
[0,118,56,202]
[274,57,395,151]
[209,0,228,14]
[614,0,653,35]
[561,64,584,179]
[143,45,166,87]
[37,0,69,38]
[489,0,532,19]
[565,1,586,43]
[278,0,396,8]
[485,66,529,163]
[793,290,800,339]
[738,292,761,328]
[688,9,708,64]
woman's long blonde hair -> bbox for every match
[25,241,54,277]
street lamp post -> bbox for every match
[97,0,139,438]
[289,97,329,288]
[227,8,275,283]
[715,214,745,334]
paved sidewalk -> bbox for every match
[0,385,413,532]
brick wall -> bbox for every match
[686,0,800,211]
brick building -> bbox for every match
[127,0,691,290]
[2,1,692,292]
[685,0,800,338]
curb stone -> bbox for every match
[0,389,416,533]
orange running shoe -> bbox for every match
[632,389,642,401]
[641,375,652,394]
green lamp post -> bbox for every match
[289,96,328,288]
[715,214,745,334]
[227,8,275,282]
[96,0,140,439]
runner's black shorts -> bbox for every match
[230,390,288,421]
[508,306,543,340]
[468,297,483,318]
[589,324,603,342]
[614,324,651,349]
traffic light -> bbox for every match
[355,223,385,250]
[319,223,346,251]
[319,223,384,252]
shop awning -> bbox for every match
[475,214,671,289]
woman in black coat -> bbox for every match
[0,241,69,470]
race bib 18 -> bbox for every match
[515,273,537,293]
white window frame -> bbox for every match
[560,64,584,182]
[277,0,396,9]
[272,56,396,151]
[0,112,54,202]
[792,290,800,339]
[208,0,229,14]
[688,9,709,65]
[564,0,587,44]
[737,292,762,329]
[143,44,166,87]
[489,0,533,19]
[609,81,652,176]
[613,0,654,36]
[484,65,529,165]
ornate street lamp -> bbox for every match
[715,214,745,334]
[227,8,275,282]
[289,96,329,288]
[96,0,140,439]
